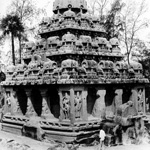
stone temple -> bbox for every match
[1,0,149,145]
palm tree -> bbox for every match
[0,14,24,65]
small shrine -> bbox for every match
[1,0,149,145]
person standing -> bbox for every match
[99,126,106,150]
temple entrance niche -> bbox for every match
[16,88,27,115]
[122,87,132,104]
[105,87,116,119]
[31,88,42,116]
[87,88,97,117]
[47,88,60,119]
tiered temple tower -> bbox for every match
[1,0,149,144]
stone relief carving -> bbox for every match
[137,88,144,113]
[74,91,82,119]
[25,90,37,117]
[61,91,70,119]
[40,90,54,119]
[5,93,11,115]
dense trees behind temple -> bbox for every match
[88,0,150,65]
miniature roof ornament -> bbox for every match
[109,37,119,46]
[96,37,108,45]
[92,16,100,22]
[62,32,76,42]
[63,9,76,18]
[40,17,51,24]
[53,0,88,14]
[47,36,59,44]
[61,59,78,68]
[25,42,35,50]
[129,59,143,70]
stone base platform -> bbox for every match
[2,115,101,144]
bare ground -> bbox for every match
[0,126,150,150]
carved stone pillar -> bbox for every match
[40,89,54,119]
[25,89,37,117]
[70,88,75,124]
[58,91,63,122]
[92,89,106,119]
[11,90,23,116]
[114,89,123,113]
[81,89,88,121]
[129,89,138,110]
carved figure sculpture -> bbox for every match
[5,93,11,115]
[62,92,70,119]
[47,36,59,52]
[74,91,82,119]
[115,101,138,126]
[137,88,144,113]
[63,9,76,27]
[6,65,16,81]
[80,13,90,28]
[80,35,91,51]
[41,93,54,119]
[96,37,107,52]
[109,37,121,54]
[82,59,97,79]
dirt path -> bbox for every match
[0,126,150,150]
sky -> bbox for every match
[0,0,150,65]
[0,0,150,40]
[0,0,54,18]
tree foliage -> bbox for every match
[9,0,45,24]
[87,0,109,20]
[7,0,46,63]
[0,14,24,65]
[121,0,149,65]
[104,0,124,40]
[88,0,149,66]
[138,41,150,79]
